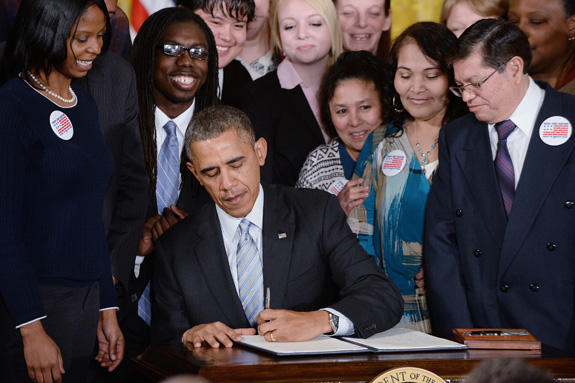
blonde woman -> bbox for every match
[241,0,343,186]
[440,0,508,37]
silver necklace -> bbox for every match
[414,120,439,167]
[26,71,76,103]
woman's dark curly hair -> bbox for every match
[320,50,393,140]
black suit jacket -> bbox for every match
[425,82,575,353]
[73,52,149,302]
[151,184,403,342]
[240,71,325,186]
[221,60,252,109]
[134,132,213,299]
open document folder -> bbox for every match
[237,328,468,356]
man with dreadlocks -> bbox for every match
[99,7,220,383]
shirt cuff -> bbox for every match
[99,307,119,312]
[322,308,355,337]
[134,255,145,278]
[15,315,47,329]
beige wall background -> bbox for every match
[390,0,443,39]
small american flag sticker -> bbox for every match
[278,233,287,239]
[49,110,74,140]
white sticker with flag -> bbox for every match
[50,111,74,140]
[539,116,571,146]
[328,178,348,195]
[381,150,407,177]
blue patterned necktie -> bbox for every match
[237,219,264,327]
[138,120,180,326]
[494,119,516,219]
[156,120,180,213]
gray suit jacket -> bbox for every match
[151,184,403,342]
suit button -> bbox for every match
[547,242,556,251]
[474,249,482,258]
[456,209,463,217]
[500,284,509,292]
[529,283,540,292]
[565,201,574,208]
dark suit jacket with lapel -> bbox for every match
[151,184,403,342]
[73,52,149,305]
[425,82,575,353]
[135,150,213,299]
[118,130,213,359]
[240,71,326,186]
[221,59,252,109]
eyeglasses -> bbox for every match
[449,64,504,97]
[158,43,209,61]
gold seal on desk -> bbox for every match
[370,367,446,383]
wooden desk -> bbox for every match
[133,342,575,382]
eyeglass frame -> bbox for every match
[157,43,209,61]
[449,64,505,97]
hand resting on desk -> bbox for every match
[257,309,332,342]
[182,322,256,348]
[182,309,332,348]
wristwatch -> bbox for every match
[328,312,339,334]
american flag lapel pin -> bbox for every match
[278,232,287,239]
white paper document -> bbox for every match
[237,328,467,356]
[342,328,468,352]
[238,335,367,356]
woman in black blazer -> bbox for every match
[241,0,343,186]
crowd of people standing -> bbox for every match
[1,0,574,382]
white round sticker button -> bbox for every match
[327,178,348,196]
[381,150,407,177]
[539,116,571,146]
[50,111,74,140]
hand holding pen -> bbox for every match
[257,287,333,343]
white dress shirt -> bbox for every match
[218,68,224,100]
[488,77,545,188]
[135,102,196,274]
[154,102,195,198]
[216,185,265,291]
[235,50,277,81]
[215,185,354,336]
